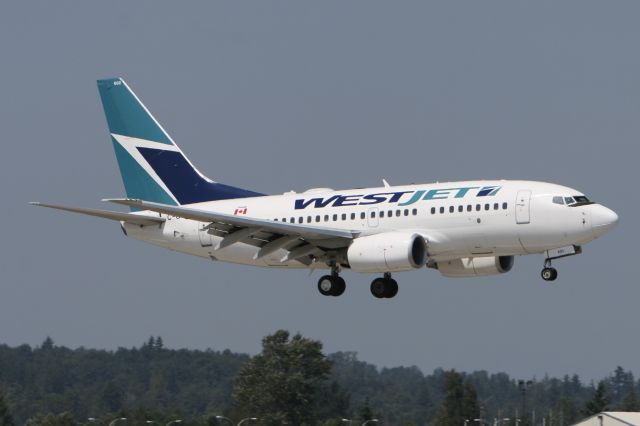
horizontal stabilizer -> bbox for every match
[30,202,165,226]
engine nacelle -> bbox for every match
[436,256,514,278]
[347,232,427,273]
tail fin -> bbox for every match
[97,78,264,206]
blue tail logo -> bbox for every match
[97,78,264,206]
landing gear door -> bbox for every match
[515,190,531,224]
[198,223,213,247]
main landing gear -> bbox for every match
[370,272,398,299]
[317,268,346,297]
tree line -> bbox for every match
[0,332,638,425]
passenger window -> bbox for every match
[412,208,417,215]
[298,217,303,224]
[458,206,463,213]
[476,204,481,211]
[370,211,376,218]
[291,217,295,223]
[361,212,365,219]
[388,210,393,217]
[502,202,507,210]
[467,205,472,212]
[333,214,338,221]
[494,203,499,210]
[396,210,401,217]
[274,218,278,221]
[404,209,409,216]
[440,207,445,214]
[351,213,355,220]
[341,213,346,220]
[282,218,286,222]
[307,216,312,223]
[380,211,385,218]
[324,215,329,222]
[484,204,490,211]
[449,206,454,213]
[431,207,436,215]
[316,215,320,222]
[552,196,564,205]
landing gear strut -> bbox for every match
[317,266,346,297]
[370,272,398,299]
[541,259,558,282]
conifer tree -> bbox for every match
[0,391,14,426]
[584,381,610,416]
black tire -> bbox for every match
[370,278,387,298]
[317,275,335,296]
[541,267,558,282]
[384,278,398,298]
[332,276,346,296]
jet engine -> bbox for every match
[436,256,514,277]
[347,232,427,273]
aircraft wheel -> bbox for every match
[370,278,387,298]
[318,275,335,296]
[384,278,399,298]
[318,275,346,296]
[541,267,558,281]
[333,276,346,296]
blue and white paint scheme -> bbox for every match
[31,78,619,298]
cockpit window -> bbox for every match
[552,196,564,205]
[565,195,593,206]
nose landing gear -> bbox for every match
[541,259,558,281]
[370,272,399,299]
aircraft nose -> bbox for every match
[591,205,619,237]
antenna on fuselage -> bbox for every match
[382,179,391,188]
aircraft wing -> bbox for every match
[30,202,165,226]
[104,198,359,264]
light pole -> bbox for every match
[362,420,379,426]
[215,416,234,426]
[237,418,258,426]
[474,419,488,426]
[519,380,533,426]
[494,418,510,426]
[108,418,127,426]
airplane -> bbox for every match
[31,77,619,299]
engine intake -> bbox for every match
[436,256,514,278]
[347,232,427,273]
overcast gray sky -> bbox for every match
[1,1,638,382]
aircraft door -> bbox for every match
[198,223,213,247]
[515,190,531,224]
[367,207,379,228]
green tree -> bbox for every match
[621,386,640,411]
[432,371,479,426]
[0,391,14,426]
[25,412,76,426]
[584,381,610,416]
[232,330,333,425]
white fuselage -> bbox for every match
[123,180,618,271]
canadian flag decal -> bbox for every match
[234,207,248,215]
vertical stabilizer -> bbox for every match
[97,78,264,206]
